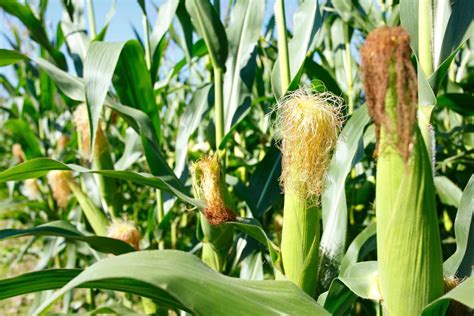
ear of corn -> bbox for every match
[192,156,235,272]
[280,191,320,295]
[276,89,343,296]
[361,27,444,315]
[73,104,121,219]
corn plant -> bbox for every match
[0,0,472,315]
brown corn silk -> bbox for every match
[360,26,444,315]
[360,26,417,161]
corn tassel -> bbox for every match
[361,26,444,315]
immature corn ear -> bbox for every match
[12,143,26,163]
[275,88,344,296]
[191,156,235,272]
[107,221,140,250]
[361,26,444,316]
[73,104,120,218]
[192,156,235,225]
[47,170,72,208]
[57,134,69,153]
[23,179,41,200]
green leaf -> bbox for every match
[318,106,371,291]
[34,250,328,315]
[272,0,322,99]
[150,0,179,55]
[84,41,128,153]
[443,175,474,277]
[434,176,463,208]
[229,218,282,272]
[4,119,43,159]
[0,221,135,255]
[112,40,161,142]
[174,84,211,177]
[422,276,474,315]
[437,94,474,116]
[2,52,178,184]
[0,1,67,69]
[223,0,264,132]
[304,59,342,96]
[339,222,376,276]
[322,261,378,315]
[185,0,228,71]
[437,0,474,68]
[0,158,203,209]
[399,0,418,54]
[245,143,282,217]
[0,49,28,67]
[68,182,109,236]
[0,269,82,300]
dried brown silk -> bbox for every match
[360,27,417,161]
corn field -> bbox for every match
[0,0,473,315]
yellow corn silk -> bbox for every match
[275,88,344,296]
[360,27,444,315]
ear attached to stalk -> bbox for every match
[192,156,236,225]
[47,170,73,209]
[360,26,444,315]
[73,104,120,219]
[276,88,344,296]
[107,220,141,250]
[192,155,235,272]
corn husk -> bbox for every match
[361,26,444,315]
[275,89,344,296]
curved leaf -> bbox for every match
[0,158,203,209]
[186,0,228,70]
[35,250,328,315]
[422,276,473,315]
[230,218,282,272]
[318,106,371,291]
[84,41,128,152]
[0,269,82,300]
[0,1,67,69]
[444,175,474,277]
[0,52,180,183]
[0,221,135,255]
[434,176,463,208]
[223,0,264,132]
[0,49,28,67]
[245,143,282,217]
[174,84,211,177]
[321,261,378,315]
